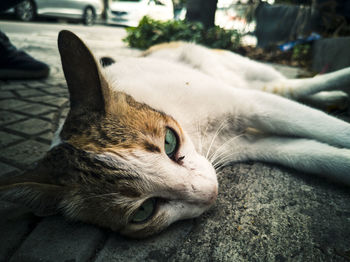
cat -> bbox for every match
[1,30,350,239]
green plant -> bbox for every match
[123,16,242,51]
[292,44,311,67]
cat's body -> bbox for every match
[105,42,350,182]
[1,31,350,238]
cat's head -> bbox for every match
[0,31,218,238]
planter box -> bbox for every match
[312,37,350,73]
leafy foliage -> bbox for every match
[292,44,311,68]
[123,16,242,51]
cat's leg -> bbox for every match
[236,90,350,149]
[211,48,350,100]
[214,136,350,186]
[212,50,350,108]
[262,67,350,100]
[299,91,349,111]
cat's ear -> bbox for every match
[0,162,65,216]
[57,30,111,116]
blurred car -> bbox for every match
[12,0,103,25]
[107,0,173,27]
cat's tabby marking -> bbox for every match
[0,30,350,238]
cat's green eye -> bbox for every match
[165,128,178,158]
[131,198,156,223]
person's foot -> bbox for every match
[0,31,50,80]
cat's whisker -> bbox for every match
[212,151,241,170]
[209,135,241,164]
[214,151,241,165]
[213,159,229,170]
[213,154,240,169]
[209,133,244,165]
[205,119,229,159]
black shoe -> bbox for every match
[0,31,50,80]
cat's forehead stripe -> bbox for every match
[142,141,161,153]
[50,144,144,183]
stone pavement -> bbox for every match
[1,21,350,262]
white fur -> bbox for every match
[103,42,350,186]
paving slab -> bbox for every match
[42,87,68,95]
[170,163,350,261]
[95,220,193,262]
[26,95,68,107]
[0,99,34,111]
[0,111,26,126]
[0,162,18,176]
[38,131,55,143]
[9,216,106,262]
[0,131,22,147]
[0,140,50,167]
[0,90,16,99]
[6,118,52,136]
[0,83,28,91]
[14,89,47,98]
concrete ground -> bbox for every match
[0,21,349,262]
